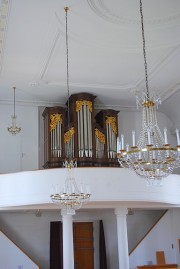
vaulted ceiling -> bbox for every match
[0,0,180,117]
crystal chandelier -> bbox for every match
[50,159,91,215]
[50,7,91,214]
[117,0,180,182]
[7,87,21,135]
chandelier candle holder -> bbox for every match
[50,7,91,213]
[7,87,21,135]
[117,0,180,182]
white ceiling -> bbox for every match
[0,0,180,111]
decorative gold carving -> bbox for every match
[64,127,75,143]
[106,116,117,134]
[50,114,62,131]
[76,100,92,112]
[95,128,105,144]
[143,100,155,107]
[64,7,69,12]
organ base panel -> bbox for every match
[42,93,120,168]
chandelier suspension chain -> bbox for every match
[65,7,71,158]
[13,87,16,117]
[140,0,149,100]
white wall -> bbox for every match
[127,210,165,252]
[170,208,180,266]
[0,104,39,173]
[0,211,62,269]
[0,102,177,174]
[161,90,180,130]
[0,103,179,269]
[1,209,180,269]
[0,210,118,269]
[0,230,39,269]
[129,210,179,269]
[1,168,180,208]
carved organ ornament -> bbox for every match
[43,93,119,168]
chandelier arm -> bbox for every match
[139,0,149,100]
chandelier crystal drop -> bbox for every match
[117,0,180,181]
[50,7,91,213]
[7,87,21,135]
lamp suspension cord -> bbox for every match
[65,7,71,158]
[140,0,149,100]
[13,86,16,117]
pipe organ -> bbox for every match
[68,93,96,166]
[64,125,75,159]
[95,109,119,166]
[42,93,119,168]
[95,125,105,159]
[42,107,66,168]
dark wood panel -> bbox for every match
[73,222,94,269]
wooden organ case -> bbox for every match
[42,93,119,168]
